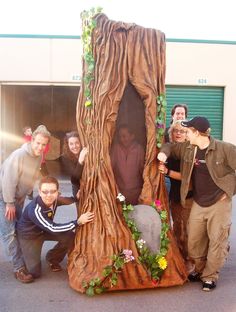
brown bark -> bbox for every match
[68,13,187,293]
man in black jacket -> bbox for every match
[17,176,94,281]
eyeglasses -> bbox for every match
[173,129,187,134]
[41,190,58,195]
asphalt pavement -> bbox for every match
[0,181,236,312]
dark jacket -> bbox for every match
[161,137,236,207]
[17,196,78,239]
[60,154,83,183]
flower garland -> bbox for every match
[82,195,169,296]
[156,93,167,148]
[119,194,169,283]
[81,7,102,108]
[82,249,135,296]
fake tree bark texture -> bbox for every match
[68,14,187,292]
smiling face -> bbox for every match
[171,124,187,143]
[172,107,186,122]
[31,134,49,157]
[68,137,81,156]
[39,182,59,207]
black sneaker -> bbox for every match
[188,271,201,282]
[202,280,216,291]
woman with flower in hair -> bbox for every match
[158,121,193,271]
[60,131,88,201]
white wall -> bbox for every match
[0,37,236,145]
[0,37,82,84]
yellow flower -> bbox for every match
[85,100,92,107]
[157,256,167,270]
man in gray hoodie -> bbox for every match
[0,125,50,283]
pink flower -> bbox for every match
[155,199,161,207]
[122,249,135,263]
[123,249,132,256]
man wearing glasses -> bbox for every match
[17,176,94,281]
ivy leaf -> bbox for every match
[103,266,112,277]
[97,6,103,13]
[111,278,117,286]
[84,88,91,97]
[82,281,88,288]
[94,277,101,286]
[95,287,104,294]
[86,287,95,297]
[114,258,124,270]
[89,279,96,287]
[158,128,164,135]
[91,19,97,28]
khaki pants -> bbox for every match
[188,198,232,282]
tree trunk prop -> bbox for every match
[68,13,187,293]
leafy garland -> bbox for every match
[81,7,102,108]
[82,249,135,296]
[121,196,169,283]
[156,93,167,148]
[82,196,169,296]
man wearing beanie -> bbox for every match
[158,116,236,291]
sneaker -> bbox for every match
[188,271,201,282]
[14,267,34,283]
[48,262,62,272]
[202,280,216,291]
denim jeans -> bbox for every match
[0,199,25,271]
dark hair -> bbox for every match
[63,131,80,162]
[171,104,188,118]
[23,126,31,133]
[189,127,211,137]
[117,124,134,135]
[39,176,59,190]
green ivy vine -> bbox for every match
[81,7,102,108]
[122,197,169,283]
[82,196,170,296]
[82,249,135,296]
[156,93,167,147]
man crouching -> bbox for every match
[17,176,94,280]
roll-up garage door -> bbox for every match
[166,86,224,139]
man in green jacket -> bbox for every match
[158,116,236,291]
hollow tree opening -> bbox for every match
[110,82,146,204]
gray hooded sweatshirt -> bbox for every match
[0,143,42,205]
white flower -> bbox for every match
[136,239,146,249]
[117,193,126,202]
